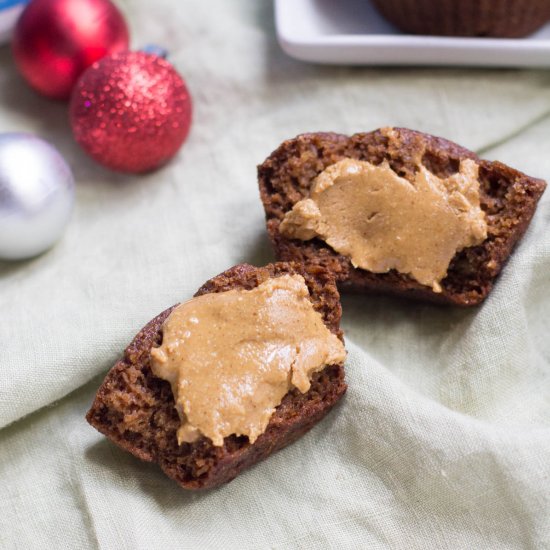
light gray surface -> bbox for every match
[1,1,549,548]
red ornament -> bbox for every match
[12,0,129,100]
[70,51,192,173]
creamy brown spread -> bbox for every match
[279,157,487,292]
[150,274,346,447]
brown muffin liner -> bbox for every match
[371,0,550,38]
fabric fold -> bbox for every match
[1,0,550,546]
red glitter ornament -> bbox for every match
[12,0,129,100]
[70,51,192,173]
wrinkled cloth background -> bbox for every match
[1,1,550,548]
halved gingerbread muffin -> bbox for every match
[87,262,347,490]
[258,128,546,306]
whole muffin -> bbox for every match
[371,0,550,37]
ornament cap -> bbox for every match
[141,44,169,59]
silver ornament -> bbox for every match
[0,133,74,260]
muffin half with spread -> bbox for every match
[86,262,347,490]
[258,127,546,306]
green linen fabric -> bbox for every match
[1,1,549,548]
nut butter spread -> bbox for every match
[150,274,346,447]
[279,158,487,292]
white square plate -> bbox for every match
[275,0,550,67]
